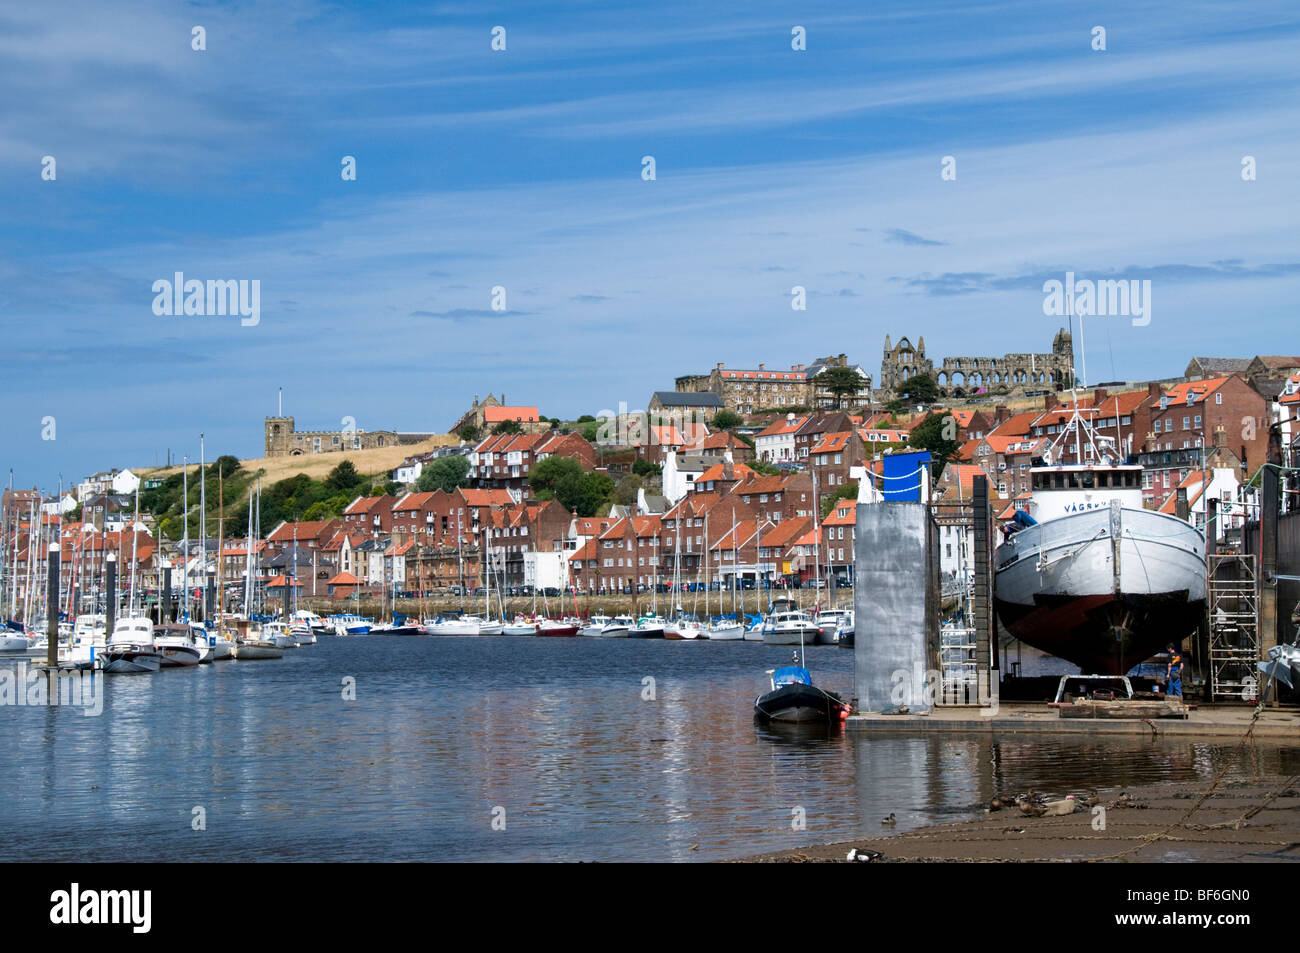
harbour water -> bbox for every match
[1,637,1296,862]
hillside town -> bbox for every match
[3,332,1299,619]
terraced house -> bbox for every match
[469,432,597,500]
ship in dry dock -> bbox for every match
[992,418,1207,676]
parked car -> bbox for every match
[543,587,560,597]
[835,576,853,588]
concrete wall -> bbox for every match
[854,502,939,711]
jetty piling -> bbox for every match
[46,542,59,668]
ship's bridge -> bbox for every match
[1026,464,1144,522]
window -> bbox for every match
[1215,393,1223,405]
[1194,415,1201,427]
[1183,416,1190,430]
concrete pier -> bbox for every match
[854,502,939,712]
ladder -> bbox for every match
[938,624,979,704]
[1206,553,1260,702]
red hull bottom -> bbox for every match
[995,590,1204,676]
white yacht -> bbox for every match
[761,610,822,646]
[104,617,163,673]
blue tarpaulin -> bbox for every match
[882,450,931,502]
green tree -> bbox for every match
[750,460,782,476]
[712,409,743,430]
[907,412,962,477]
[528,457,612,515]
[818,366,867,408]
[896,374,939,404]
[820,481,858,519]
[325,460,363,493]
[529,456,584,504]
[574,472,615,517]
[214,455,242,479]
[612,474,643,507]
[576,414,597,423]
[632,458,662,478]
[303,501,331,521]
[491,419,523,435]
[457,423,481,443]
[416,454,471,493]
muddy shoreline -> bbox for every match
[736,775,1300,863]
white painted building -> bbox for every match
[754,414,806,463]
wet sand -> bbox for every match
[739,775,1300,862]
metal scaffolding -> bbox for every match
[1206,553,1260,701]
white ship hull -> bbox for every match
[994,500,1206,674]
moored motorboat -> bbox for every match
[761,610,822,646]
[154,623,205,667]
[260,621,298,649]
[703,620,745,641]
[629,614,666,638]
[232,638,283,659]
[754,659,849,723]
[595,615,633,638]
[104,616,163,673]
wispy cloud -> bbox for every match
[886,228,947,247]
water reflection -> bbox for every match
[0,636,1294,862]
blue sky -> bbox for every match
[2,0,1298,494]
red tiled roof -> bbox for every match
[809,431,851,454]
[1159,377,1231,406]
[483,406,540,423]
[328,572,360,585]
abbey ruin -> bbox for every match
[880,329,1074,398]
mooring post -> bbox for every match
[972,476,994,676]
[47,542,60,668]
[105,552,117,640]
[1261,465,1279,655]
[161,563,172,624]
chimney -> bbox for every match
[1213,424,1227,449]
[994,404,1010,425]
[723,451,734,482]
[1147,381,1162,401]
[1093,387,1108,405]
[758,363,765,371]
[1044,394,1057,410]
[716,362,724,370]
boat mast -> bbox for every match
[128,484,139,615]
[182,456,189,621]
[199,434,206,622]
[217,466,224,628]
[703,512,710,620]
[811,470,821,614]
[244,487,255,614]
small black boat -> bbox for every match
[754,660,849,723]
